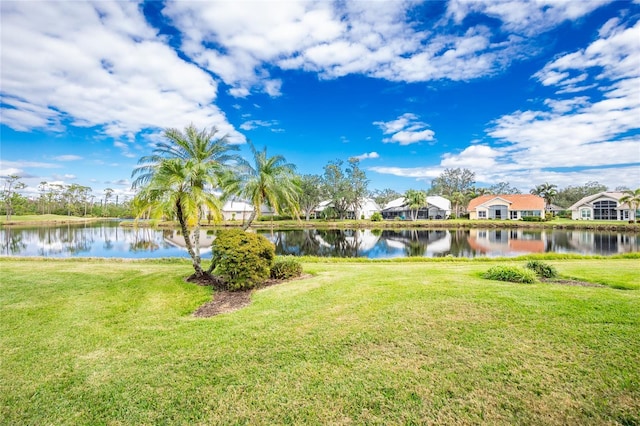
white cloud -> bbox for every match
[353,152,380,161]
[374,113,435,145]
[52,155,83,161]
[0,1,244,142]
[239,119,282,132]
[446,0,609,36]
[488,20,640,172]
[161,0,608,95]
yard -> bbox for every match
[1,257,638,424]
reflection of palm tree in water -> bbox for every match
[130,228,159,252]
[404,229,427,257]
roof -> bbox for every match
[382,196,451,211]
[467,194,545,211]
[568,192,629,210]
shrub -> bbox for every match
[370,212,383,222]
[210,229,275,291]
[482,265,538,284]
[270,257,303,280]
[521,216,543,222]
[526,260,558,278]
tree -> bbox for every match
[345,158,369,219]
[103,188,114,217]
[322,159,351,220]
[404,189,426,221]
[38,181,48,214]
[298,174,325,221]
[430,168,475,197]
[554,181,607,208]
[131,124,238,278]
[619,188,640,223]
[322,158,369,220]
[450,191,467,218]
[2,175,26,221]
[530,182,558,211]
[371,188,401,207]
[223,142,300,230]
[488,182,521,194]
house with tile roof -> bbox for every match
[569,192,637,221]
[467,194,545,220]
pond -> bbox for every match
[1,221,638,259]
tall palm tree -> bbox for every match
[224,142,300,230]
[619,188,640,223]
[131,124,238,278]
[531,182,558,212]
[405,189,426,221]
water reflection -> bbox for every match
[0,222,638,258]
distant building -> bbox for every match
[313,198,381,220]
[381,196,451,220]
[569,192,637,221]
[467,194,545,220]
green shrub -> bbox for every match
[526,260,558,278]
[521,216,543,222]
[370,212,383,222]
[210,229,275,291]
[482,265,538,284]
[270,257,303,280]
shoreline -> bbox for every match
[2,215,638,232]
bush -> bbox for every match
[482,265,538,284]
[526,260,558,278]
[521,216,543,222]
[270,257,303,280]
[370,212,383,222]
[210,229,275,291]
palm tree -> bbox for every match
[531,182,558,213]
[131,124,238,278]
[450,191,467,218]
[224,142,300,230]
[619,188,640,223]
[405,189,427,221]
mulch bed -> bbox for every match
[190,274,312,318]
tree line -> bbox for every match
[1,176,131,221]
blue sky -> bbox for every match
[1,0,639,201]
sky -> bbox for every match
[1,0,639,201]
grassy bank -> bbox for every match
[1,257,638,424]
[0,214,108,226]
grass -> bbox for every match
[0,214,106,225]
[1,257,639,425]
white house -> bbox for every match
[569,192,637,221]
[381,196,451,220]
[313,198,381,219]
[203,198,274,222]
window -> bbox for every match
[478,210,486,218]
[581,209,591,219]
[594,200,617,220]
[510,211,518,220]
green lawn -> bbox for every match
[0,214,105,225]
[1,258,638,425]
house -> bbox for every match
[569,192,637,221]
[203,198,274,222]
[313,198,381,220]
[381,196,451,220]
[467,194,545,220]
